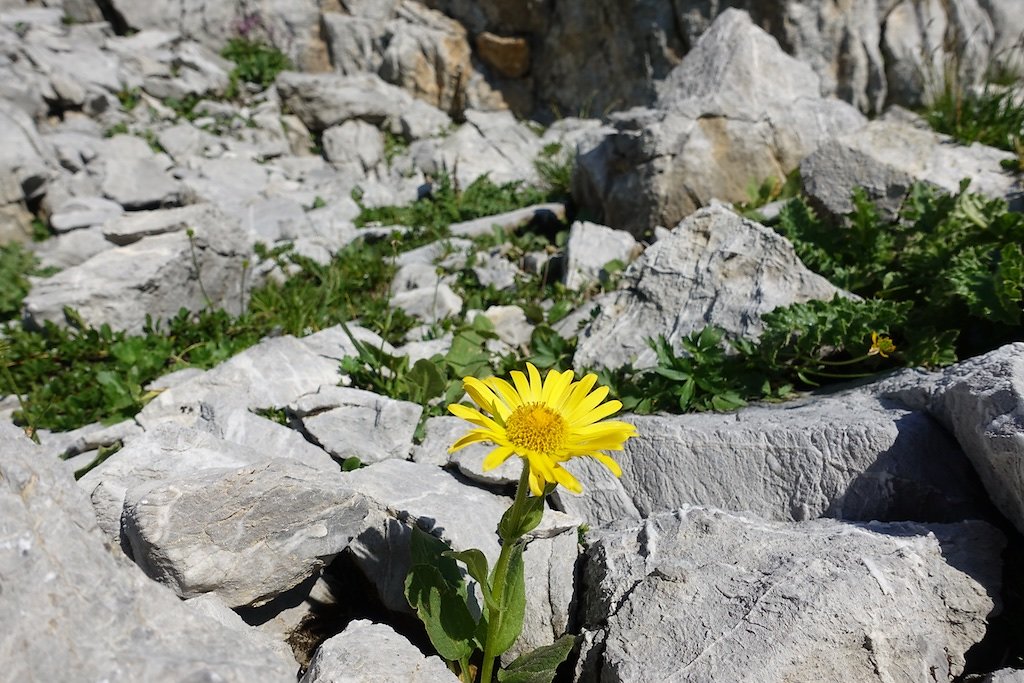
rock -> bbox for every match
[291,386,422,465]
[0,423,296,682]
[801,119,1024,221]
[30,225,112,269]
[984,669,1024,683]
[301,620,458,683]
[277,71,450,137]
[579,507,1003,683]
[472,250,519,290]
[924,343,1024,535]
[572,9,866,237]
[449,202,566,238]
[481,304,532,348]
[122,458,372,607]
[138,333,346,425]
[0,100,51,242]
[409,109,543,188]
[184,593,297,667]
[321,119,384,173]
[563,220,638,291]
[78,423,339,544]
[344,459,578,660]
[23,205,250,334]
[95,134,181,210]
[390,283,463,324]
[49,196,124,233]
[553,389,986,527]
[476,31,529,78]
[572,206,844,371]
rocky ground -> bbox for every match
[2,1,1024,682]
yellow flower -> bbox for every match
[448,363,637,496]
[868,331,896,358]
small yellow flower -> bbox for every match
[448,363,637,496]
[868,331,896,358]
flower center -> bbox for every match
[505,402,567,455]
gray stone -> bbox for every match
[122,458,372,607]
[572,9,866,238]
[23,206,250,334]
[101,202,221,246]
[322,12,386,76]
[78,423,338,544]
[553,390,987,528]
[481,304,532,348]
[31,225,112,269]
[449,202,567,238]
[409,109,543,189]
[277,71,448,134]
[139,334,344,425]
[391,283,463,324]
[564,220,638,291]
[472,250,519,290]
[301,620,458,683]
[801,119,1024,221]
[49,196,124,233]
[322,119,384,173]
[924,343,1024,535]
[395,237,473,266]
[96,135,181,210]
[157,122,222,162]
[180,156,271,213]
[391,261,446,293]
[579,507,1003,683]
[292,386,422,465]
[184,593,296,667]
[344,459,579,660]
[0,423,296,682]
[0,100,51,241]
[984,669,1024,683]
[573,206,845,371]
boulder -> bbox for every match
[0,424,296,682]
[301,620,458,683]
[94,134,181,210]
[572,206,844,371]
[122,458,373,607]
[573,9,866,237]
[390,282,463,323]
[552,389,987,528]
[801,119,1024,221]
[0,100,52,242]
[343,459,579,661]
[23,204,250,334]
[923,343,1024,535]
[322,119,385,174]
[578,507,1004,682]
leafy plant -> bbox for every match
[924,80,1024,153]
[0,243,54,322]
[534,143,573,201]
[221,37,291,97]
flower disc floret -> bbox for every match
[448,362,637,496]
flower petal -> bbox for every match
[449,403,504,433]
[510,369,532,404]
[527,363,543,402]
[482,445,516,470]
[566,385,610,422]
[573,399,624,426]
[486,376,524,409]
[464,377,511,421]
[552,465,583,494]
[450,429,496,453]
[542,368,574,405]
[589,452,623,477]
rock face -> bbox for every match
[573,9,866,237]
[552,389,987,528]
[579,507,1004,683]
[573,206,844,371]
[0,423,297,682]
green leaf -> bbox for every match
[497,634,578,683]
[445,548,493,608]
[404,563,477,662]
[406,357,448,404]
[491,542,526,657]
[498,487,551,542]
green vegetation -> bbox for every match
[220,37,291,98]
[0,243,54,322]
[925,81,1024,157]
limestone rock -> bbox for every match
[563,220,638,291]
[573,9,866,237]
[0,424,296,682]
[301,620,458,683]
[322,119,384,173]
[924,343,1024,535]
[122,459,373,607]
[475,32,529,78]
[552,390,988,528]
[23,205,250,333]
[573,206,844,371]
[801,119,1024,221]
[390,282,463,323]
[292,386,422,465]
[579,507,1003,682]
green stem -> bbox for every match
[816,353,872,367]
[799,367,880,379]
[479,461,531,683]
